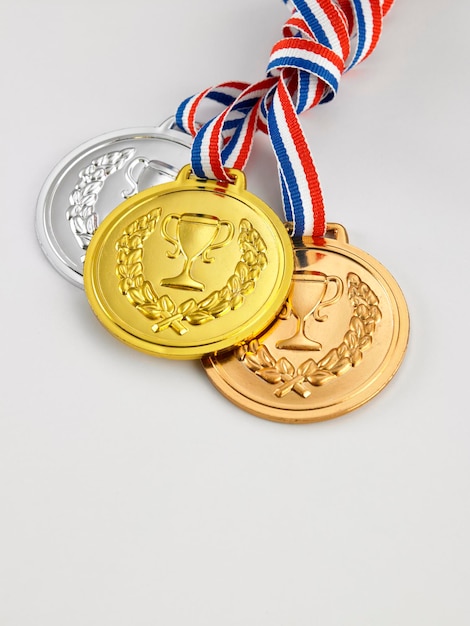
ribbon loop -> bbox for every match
[175,0,394,237]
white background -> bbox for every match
[1,1,469,624]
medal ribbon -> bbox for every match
[175,0,394,238]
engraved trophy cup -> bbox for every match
[161,213,234,291]
[122,158,179,199]
[276,270,343,350]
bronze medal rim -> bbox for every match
[202,232,410,423]
[83,169,294,359]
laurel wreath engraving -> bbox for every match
[66,148,135,250]
[116,213,268,335]
[237,272,382,398]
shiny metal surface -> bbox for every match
[203,224,410,423]
[36,118,192,288]
[83,165,294,360]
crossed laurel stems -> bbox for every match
[115,210,268,335]
[237,273,382,398]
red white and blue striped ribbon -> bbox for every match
[175,0,395,238]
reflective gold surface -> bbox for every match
[203,224,409,422]
[84,165,294,359]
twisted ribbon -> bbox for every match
[176,0,395,237]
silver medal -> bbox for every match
[36,117,192,288]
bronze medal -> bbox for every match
[203,224,409,423]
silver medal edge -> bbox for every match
[35,125,193,289]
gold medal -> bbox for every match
[203,224,409,423]
[84,165,294,359]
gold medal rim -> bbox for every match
[202,232,410,423]
[83,168,294,359]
